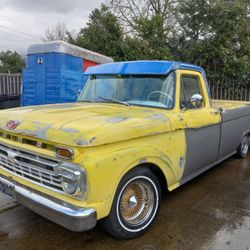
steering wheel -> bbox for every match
[147,91,173,106]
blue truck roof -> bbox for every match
[84,60,206,75]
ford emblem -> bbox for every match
[6,120,21,130]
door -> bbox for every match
[176,70,221,180]
[36,55,46,105]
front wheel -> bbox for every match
[100,168,161,239]
[236,135,249,158]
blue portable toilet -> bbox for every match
[22,41,113,106]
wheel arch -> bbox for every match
[115,158,175,196]
[238,130,250,149]
[107,158,175,215]
[241,129,250,140]
[136,162,169,194]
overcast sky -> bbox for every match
[0,0,103,56]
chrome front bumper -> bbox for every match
[0,176,97,232]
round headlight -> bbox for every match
[61,171,77,194]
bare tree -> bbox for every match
[43,23,68,42]
[109,0,178,35]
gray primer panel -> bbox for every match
[27,41,114,64]
[219,106,250,158]
[180,151,236,185]
[221,105,250,122]
[182,105,250,184]
[182,124,221,179]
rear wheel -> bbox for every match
[236,135,249,158]
[100,167,161,239]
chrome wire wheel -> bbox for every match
[120,181,154,226]
[237,135,249,158]
[101,168,161,239]
[118,177,157,230]
[241,136,249,156]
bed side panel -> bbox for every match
[219,105,250,158]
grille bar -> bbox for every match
[0,153,58,177]
[0,143,63,192]
[0,159,62,188]
[0,143,58,167]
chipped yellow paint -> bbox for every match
[0,103,172,147]
[0,102,187,219]
[0,70,249,220]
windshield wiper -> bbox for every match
[98,96,130,106]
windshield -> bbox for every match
[78,72,175,109]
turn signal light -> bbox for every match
[55,147,74,159]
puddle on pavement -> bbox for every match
[202,214,250,250]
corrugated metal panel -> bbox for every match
[60,69,83,102]
[22,69,36,105]
[22,42,113,106]
[22,53,86,106]
[45,68,61,104]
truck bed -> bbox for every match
[211,99,250,159]
[212,99,250,110]
[212,99,250,122]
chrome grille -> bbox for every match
[0,143,63,192]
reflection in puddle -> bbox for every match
[202,214,250,250]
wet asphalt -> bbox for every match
[1,155,250,250]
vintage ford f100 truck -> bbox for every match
[0,61,250,239]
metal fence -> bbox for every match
[0,73,22,96]
[209,83,250,101]
[0,73,249,102]
[208,76,250,101]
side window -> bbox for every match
[180,75,203,109]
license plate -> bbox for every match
[0,179,14,198]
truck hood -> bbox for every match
[0,103,172,147]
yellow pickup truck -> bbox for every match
[0,61,249,239]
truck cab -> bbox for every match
[0,61,249,239]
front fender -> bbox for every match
[80,131,186,219]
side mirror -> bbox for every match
[191,94,203,108]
